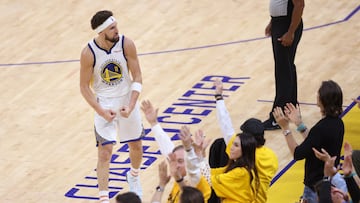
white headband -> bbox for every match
[95,16,116,33]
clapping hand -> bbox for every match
[283,103,302,126]
[192,129,211,159]
[141,100,158,126]
[272,107,290,129]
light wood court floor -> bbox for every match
[0,1,359,202]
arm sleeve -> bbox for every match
[185,148,201,185]
[151,124,175,157]
[216,100,235,144]
[294,128,319,160]
[199,159,212,186]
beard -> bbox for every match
[105,33,119,43]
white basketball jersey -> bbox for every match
[88,34,131,97]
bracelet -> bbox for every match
[214,94,223,101]
[344,172,356,178]
[283,129,292,136]
[176,177,184,183]
[296,123,307,133]
[185,147,192,152]
[156,185,164,192]
[323,176,331,182]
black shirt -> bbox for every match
[294,116,344,188]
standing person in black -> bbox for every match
[263,0,305,130]
[273,80,345,203]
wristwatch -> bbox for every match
[156,185,164,192]
[283,129,292,136]
[323,176,331,182]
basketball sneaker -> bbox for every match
[126,171,143,199]
[262,118,281,130]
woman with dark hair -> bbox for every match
[180,186,204,203]
[210,132,259,203]
[273,80,346,203]
[317,80,343,117]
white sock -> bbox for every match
[99,190,109,202]
[130,167,140,177]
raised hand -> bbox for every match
[343,141,353,157]
[214,79,223,95]
[179,126,193,151]
[158,160,171,187]
[192,129,212,158]
[312,148,331,162]
[343,142,354,176]
[284,103,302,126]
[272,106,290,129]
[141,100,158,126]
[342,155,353,176]
[323,156,337,177]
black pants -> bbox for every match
[270,17,303,118]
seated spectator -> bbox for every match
[141,100,211,203]
[210,132,260,203]
[208,79,278,203]
[180,186,205,203]
[151,160,205,203]
[313,142,360,202]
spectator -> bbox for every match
[141,100,211,203]
[313,142,359,202]
[209,79,278,203]
[210,132,259,202]
[273,80,347,203]
[180,186,205,203]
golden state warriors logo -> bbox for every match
[100,60,123,86]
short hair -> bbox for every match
[180,186,204,203]
[172,145,184,153]
[115,192,141,203]
[91,10,113,30]
[318,80,343,117]
[240,118,265,147]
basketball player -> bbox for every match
[80,10,144,203]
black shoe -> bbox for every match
[262,118,281,130]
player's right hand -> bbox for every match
[101,109,117,122]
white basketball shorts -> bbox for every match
[94,92,144,146]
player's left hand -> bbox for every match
[120,106,132,118]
